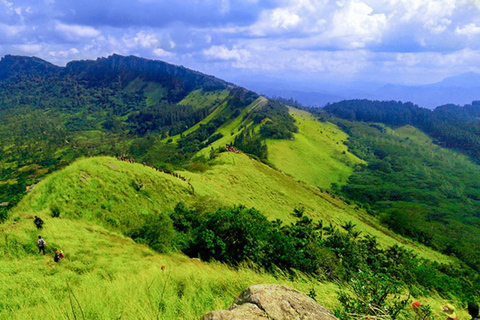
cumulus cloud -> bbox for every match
[456,23,480,36]
[330,0,387,48]
[0,0,479,85]
[55,22,101,38]
[203,45,250,61]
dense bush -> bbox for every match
[167,203,479,305]
[129,212,175,253]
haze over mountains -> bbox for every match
[240,72,480,109]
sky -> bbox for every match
[2,0,480,87]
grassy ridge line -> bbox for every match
[14,154,451,264]
[0,214,339,319]
[267,108,365,190]
[177,89,230,110]
[195,96,268,158]
[167,90,254,144]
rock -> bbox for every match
[0,202,9,207]
[201,284,338,320]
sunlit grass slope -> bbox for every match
[0,212,339,319]
[267,108,365,189]
[14,155,450,264]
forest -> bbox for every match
[0,55,294,218]
[308,100,480,272]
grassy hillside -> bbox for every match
[13,155,450,264]
[3,153,470,319]
[0,211,339,319]
[266,108,364,190]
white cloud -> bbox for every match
[124,31,159,48]
[153,48,172,57]
[55,22,101,38]
[203,45,250,61]
[0,23,24,36]
[330,0,387,48]
[250,0,327,36]
[456,23,480,36]
[251,8,301,36]
[49,47,79,58]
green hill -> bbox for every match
[1,209,339,319]
[2,152,471,319]
[2,55,480,319]
[12,153,452,263]
[266,108,364,189]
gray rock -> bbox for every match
[201,284,338,320]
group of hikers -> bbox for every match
[34,216,65,263]
[412,301,480,320]
[116,156,191,182]
[225,144,240,154]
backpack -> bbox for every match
[37,239,45,247]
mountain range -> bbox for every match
[242,72,480,109]
[0,54,479,319]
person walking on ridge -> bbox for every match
[37,236,46,255]
[34,216,44,229]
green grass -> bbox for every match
[267,108,365,189]
[12,155,451,264]
[195,96,267,158]
[0,214,339,319]
[2,149,466,319]
[178,89,229,109]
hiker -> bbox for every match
[37,236,46,255]
[34,216,44,229]
[54,251,60,263]
[468,302,480,320]
[442,304,457,320]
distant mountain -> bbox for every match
[373,73,480,109]
[239,72,480,109]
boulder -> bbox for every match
[201,284,338,320]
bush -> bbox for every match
[51,205,61,218]
[130,213,175,253]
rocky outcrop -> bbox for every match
[201,284,338,320]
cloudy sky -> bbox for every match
[1,0,480,87]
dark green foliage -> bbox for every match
[129,212,175,253]
[51,206,61,218]
[323,99,480,164]
[336,271,409,320]
[226,87,259,110]
[253,100,298,139]
[233,128,268,161]
[325,119,480,271]
[170,203,479,307]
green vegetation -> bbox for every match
[0,55,293,215]
[3,56,480,319]
[267,108,365,189]
[323,99,480,164]
[0,211,340,319]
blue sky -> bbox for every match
[1,0,480,86]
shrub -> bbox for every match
[130,213,175,253]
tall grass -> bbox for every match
[267,108,365,189]
[0,216,339,319]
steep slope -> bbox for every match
[3,153,471,319]
[13,155,450,263]
[0,55,259,211]
[266,108,364,189]
[0,209,339,319]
